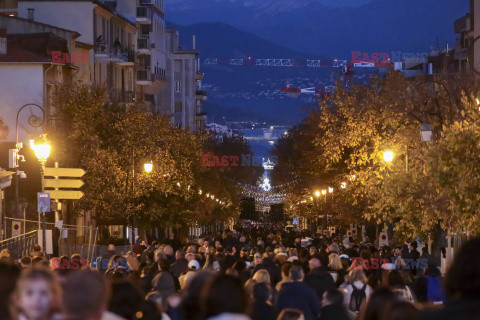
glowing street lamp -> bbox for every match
[321,189,327,195]
[341,182,347,189]
[144,162,153,173]
[30,134,51,165]
[328,187,334,193]
[383,151,394,163]
[315,190,321,198]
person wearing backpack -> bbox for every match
[342,268,373,314]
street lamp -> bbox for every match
[383,151,394,163]
[315,190,321,198]
[144,162,153,173]
[420,121,433,142]
[30,134,50,254]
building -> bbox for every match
[101,0,167,111]
[15,0,137,103]
[159,29,207,131]
[0,17,80,142]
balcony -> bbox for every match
[195,89,207,101]
[137,34,151,55]
[109,90,134,103]
[195,72,204,80]
[454,14,470,34]
[140,0,164,13]
[94,43,135,66]
[136,6,152,24]
[137,67,152,85]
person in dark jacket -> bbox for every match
[276,265,321,320]
[250,282,277,320]
[320,288,355,320]
[254,256,282,285]
[419,237,480,320]
[170,249,189,278]
[304,257,335,302]
[151,258,175,302]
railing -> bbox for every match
[109,90,134,103]
[196,89,207,96]
[137,34,150,50]
[0,230,38,260]
[137,67,151,81]
[95,44,135,63]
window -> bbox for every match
[175,101,182,113]
[175,81,182,92]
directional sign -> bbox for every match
[48,190,84,200]
[38,192,51,212]
[44,167,85,178]
[45,179,84,189]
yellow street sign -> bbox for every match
[45,179,84,189]
[44,167,85,178]
[48,190,84,200]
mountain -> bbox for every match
[166,0,469,58]
[166,21,323,59]
[167,22,332,124]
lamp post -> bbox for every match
[30,134,51,254]
[8,104,45,234]
[128,156,153,244]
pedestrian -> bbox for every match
[200,274,250,320]
[152,258,176,302]
[319,288,355,320]
[384,300,419,320]
[276,262,292,291]
[62,270,110,320]
[276,265,321,320]
[357,287,395,320]
[12,268,61,320]
[304,257,335,302]
[418,237,480,320]
[250,282,276,320]
[341,268,373,314]
[414,264,445,304]
[387,270,415,303]
[170,249,189,278]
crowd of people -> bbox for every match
[1,226,480,320]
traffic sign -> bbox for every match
[12,221,21,237]
[45,179,84,189]
[44,167,85,178]
[38,192,51,212]
[48,190,84,200]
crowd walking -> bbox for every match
[0,227,478,320]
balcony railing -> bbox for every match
[95,43,135,63]
[137,67,152,82]
[109,90,134,103]
[196,89,207,96]
[137,34,150,50]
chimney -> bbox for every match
[0,29,6,55]
[192,34,196,50]
[27,8,35,21]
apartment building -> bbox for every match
[453,0,480,73]
[104,0,167,111]
[0,16,80,142]
[159,29,207,131]
[14,0,138,102]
